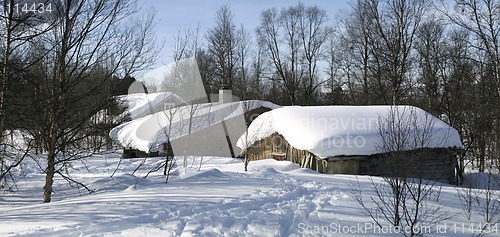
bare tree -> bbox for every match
[195,49,217,98]
[443,0,500,101]
[31,0,158,203]
[473,172,500,234]
[0,133,34,191]
[298,3,333,104]
[248,43,267,99]
[440,28,476,182]
[157,56,210,173]
[365,0,425,104]
[207,5,238,90]
[168,23,217,100]
[240,101,256,171]
[172,25,200,61]
[438,0,500,173]
[238,101,273,172]
[335,0,425,105]
[234,25,251,100]
[141,105,181,183]
[336,0,375,104]
[257,6,302,105]
[0,0,57,188]
[324,35,346,105]
[354,107,451,236]
[257,3,335,105]
[457,169,500,236]
[414,19,447,114]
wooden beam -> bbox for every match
[221,120,235,158]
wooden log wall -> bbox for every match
[357,148,456,183]
[244,133,457,183]
[246,132,327,172]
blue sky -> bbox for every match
[137,0,352,71]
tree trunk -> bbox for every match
[244,154,249,172]
[43,114,58,203]
[43,149,55,203]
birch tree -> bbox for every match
[34,0,157,203]
[0,0,57,188]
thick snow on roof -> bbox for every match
[237,106,463,158]
[117,92,186,119]
[110,100,280,152]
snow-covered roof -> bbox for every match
[237,106,463,158]
[110,100,280,152]
[117,92,186,119]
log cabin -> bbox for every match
[237,106,463,184]
[110,89,280,158]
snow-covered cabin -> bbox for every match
[237,106,463,183]
[110,99,280,158]
[86,92,186,151]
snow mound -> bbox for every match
[463,172,500,190]
[124,185,138,192]
[90,174,145,193]
[238,105,463,158]
[178,168,229,181]
[256,167,280,176]
[248,159,299,172]
[289,168,319,174]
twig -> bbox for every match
[55,170,95,194]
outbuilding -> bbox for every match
[110,99,280,158]
[237,106,463,183]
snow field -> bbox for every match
[0,151,498,236]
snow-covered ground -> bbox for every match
[1,151,498,236]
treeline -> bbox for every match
[0,0,157,202]
[174,0,499,174]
